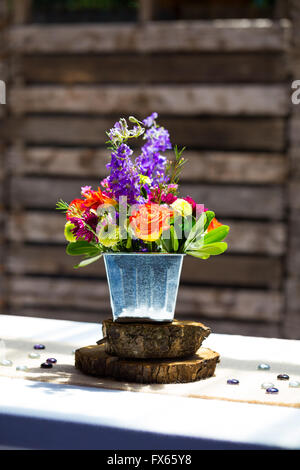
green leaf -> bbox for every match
[186,242,228,258]
[203,225,230,244]
[161,234,172,253]
[74,254,102,269]
[204,211,216,231]
[66,240,101,257]
[170,225,179,252]
[183,212,208,251]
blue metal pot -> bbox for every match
[103,253,185,322]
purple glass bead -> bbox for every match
[40,362,52,369]
[34,344,45,350]
[227,379,239,385]
[277,374,289,380]
[46,358,57,364]
[266,387,279,394]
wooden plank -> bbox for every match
[179,184,284,219]
[6,245,283,288]
[10,147,288,184]
[2,116,286,150]
[8,276,282,322]
[20,53,289,85]
[11,0,32,25]
[9,20,291,53]
[8,212,286,256]
[10,85,289,117]
[8,177,284,219]
[138,0,153,23]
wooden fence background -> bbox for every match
[1,0,299,338]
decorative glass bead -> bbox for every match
[40,362,52,369]
[28,352,40,359]
[46,358,57,364]
[277,374,289,380]
[34,344,45,350]
[257,363,270,370]
[16,365,29,371]
[227,379,239,385]
[289,381,300,388]
[0,359,13,367]
[261,382,274,389]
[266,387,279,394]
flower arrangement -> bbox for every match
[56,113,229,268]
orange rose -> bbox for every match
[129,203,173,242]
[207,217,222,232]
[83,187,116,211]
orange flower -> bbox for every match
[66,198,86,220]
[207,217,222,232]
[82,187,117,211]
[129,203,173,242]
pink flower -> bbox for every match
[183,196,197,211]
[161,193,177,204]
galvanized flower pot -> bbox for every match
[103,253,185,322]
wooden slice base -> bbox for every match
[75,342,220,384]
[102,318,211,359]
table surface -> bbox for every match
[0,314,300,450]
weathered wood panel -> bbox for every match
[10,85,289,117]
[9,21,291,53]
[6,245,283,288]
[8,212,287,256]
[9,147,288,184]
[2,116,286,151]
[8,177,284,219]
[8,276,282,322]
[21,53,289,84]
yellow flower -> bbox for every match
[64,221,76,242]
[97,224,120,247]
[171,198,193,217]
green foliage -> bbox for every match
[74,254,102,269]
[66,240,102,257]
[33,0,138,12]
[186,242,228,260]
[56,199,69,213]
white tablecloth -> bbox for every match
[0,314,300,450]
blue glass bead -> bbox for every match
[227,379,239,385]
[0,359,13,367]
[34,344,45,350]
[28,352,40,359]
[261,382,274,389]
[277,374,289,380]
[16,365,28,371]
[266,387,279,394]
[40,362,52,369]
[46,358,57,364]
[257,363,270,370]
[289,381,300,388]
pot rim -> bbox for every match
[103,252,186,256]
